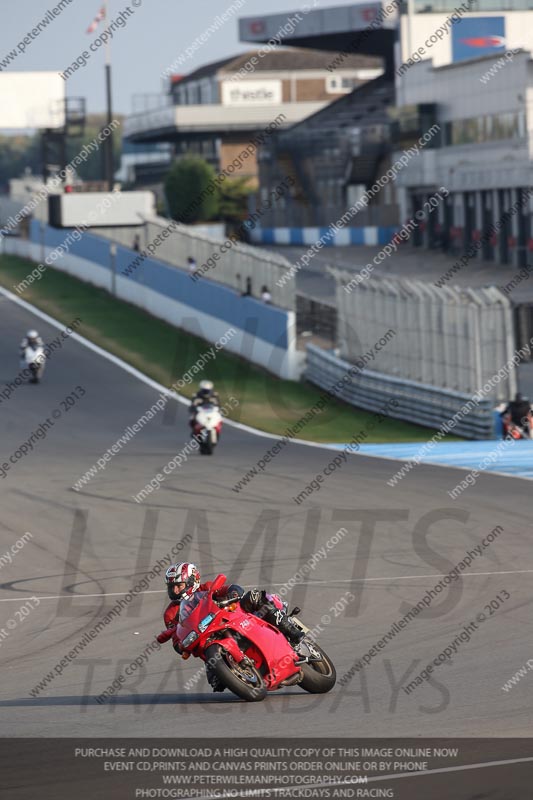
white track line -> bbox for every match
[180,756,533,800]
[1,567,532,602]
[0,286,340,453]
[2,285,529,481]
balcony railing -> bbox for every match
[124,102,329,140]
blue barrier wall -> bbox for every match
[115,246,288,349]
[28,221,297,378]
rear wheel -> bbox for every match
[204,644,266,701]
[299,643,336,693]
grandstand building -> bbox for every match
[123,49,381,187]
[393,4,533,269]
[241,1,533,261]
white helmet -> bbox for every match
[27,330,39,341]
[199,380,214,392]
[165,562,201,601]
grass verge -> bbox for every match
[0,253,458,443]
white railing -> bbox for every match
[98,215,296,310]
[328,268,517,402]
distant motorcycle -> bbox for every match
[23,345,46,384]
[502,413,532,440]
[192,402,223,455]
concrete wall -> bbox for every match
[5,221,302,380]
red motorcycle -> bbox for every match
[174,574,336,701]
[501,410,532,440]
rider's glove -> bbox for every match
[157,627,175,644]
[240,588,265,613]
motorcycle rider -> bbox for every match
[156,562,304,692]
[189,380,220,430]
[20,329,44,364]
[503,392,532,435]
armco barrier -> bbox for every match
[305,344,494,439]
[4,222,300,380]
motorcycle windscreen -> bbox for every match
[178,591,208,624]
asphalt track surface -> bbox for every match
[1,290,532,740]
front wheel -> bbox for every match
[199,437,213,455]
[204,644,267,701]
[299,642,336,693]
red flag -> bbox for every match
[87,5,106,34]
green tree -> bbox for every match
[0,134,41,189]
[218,175,254,226]
[164,156,219,224]
[0,115,125,189]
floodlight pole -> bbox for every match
[104,0,114,191]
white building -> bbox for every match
[394,4,533,267]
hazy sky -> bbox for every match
[1,0,355,117]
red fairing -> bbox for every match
[192,420,223,436]
[193,421,223,435]
[174,574,301,690]
[161,581,231,633]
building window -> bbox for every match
[445,111,526,146]
[326,76,358,94]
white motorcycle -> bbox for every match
[23,345,46,384]
[192,403,223,455]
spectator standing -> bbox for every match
[187,256,198,278]
[261,285,272,304]
[241,277,252,297]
